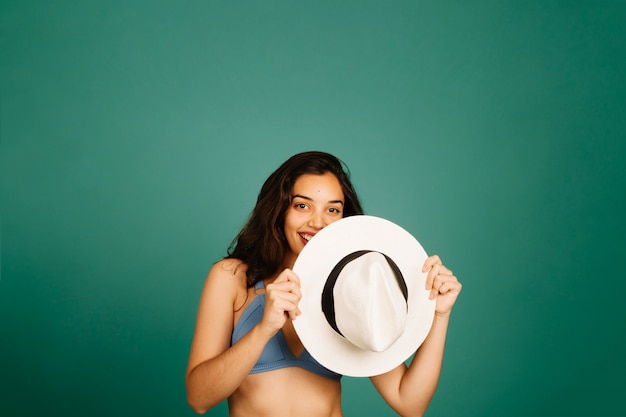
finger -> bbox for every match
[278,297,302,320]
[438,264,453,275]
[426,263,444,289]
[285,270,302,298]
[430,274,443,299]
[266,295,301,323]
[425,263,437,290]
[429,273,448,297]
[267,280,302,301]
[422,254,441,272]
[276,268,301,286]
[437,278,462,295]
[423,255,454,274]
[425,262,454,290]
[424,258,453,275]
[267,286,302,315]
[272,269,290,283]
[430,276,462,299]
[272,270,302,295]
[288,307,301,320]
[267,288,301,305]
[284,269,301,286]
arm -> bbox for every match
[370,255,462,417]
[185,260,259,414]
[185,262,301,414]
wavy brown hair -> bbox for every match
[227,151,364,287]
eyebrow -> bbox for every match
[292,194,344,205]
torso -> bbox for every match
[228,267,343,417]
[229,367,342,417]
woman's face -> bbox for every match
[283,172,345,266]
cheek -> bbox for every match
[283,210,301,230]
[326,218,340,227]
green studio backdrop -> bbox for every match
[2,1,625,416]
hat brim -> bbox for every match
[293,215,435,377]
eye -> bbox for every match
[294,203,308,210]
[328,207,342,214]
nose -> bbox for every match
[308,210,325,230]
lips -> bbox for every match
[298,232,315,244]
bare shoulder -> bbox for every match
[204,258,249,306]
[211,258,248,278]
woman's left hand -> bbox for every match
[423,255,462,318]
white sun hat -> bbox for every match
[292,215,435,377]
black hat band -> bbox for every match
[320,250,408,337]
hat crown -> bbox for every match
[333,252,408,352]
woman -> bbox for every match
[186,151,462,417]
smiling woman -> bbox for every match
[184,151,462,416]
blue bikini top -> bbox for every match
[231,280,342,381]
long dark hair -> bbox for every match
[227,151,364,287]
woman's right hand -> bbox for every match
[260,268,302,336]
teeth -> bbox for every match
[300,233,312,241]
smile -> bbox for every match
[299,233,314,243]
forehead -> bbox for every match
[292,173,344,199]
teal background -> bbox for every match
[2,1,625,416]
